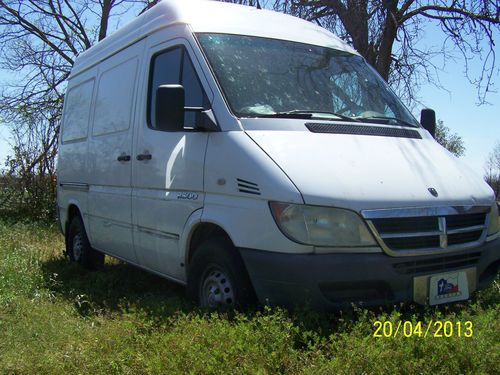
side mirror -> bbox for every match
[156,84,184,131]
[420,108,436,138]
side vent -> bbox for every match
[237,178,261,195]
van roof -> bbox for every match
[71,0,358,77]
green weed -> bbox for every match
[0,221,498,374]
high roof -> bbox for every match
[72,0,357,76]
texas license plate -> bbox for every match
[428,271,469,305]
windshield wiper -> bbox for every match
[257,110,360,121]
[356,116,417,128]
[254,111,313,119]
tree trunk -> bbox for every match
[335,0,369,59]
[375,1,399,81]
[98,0,113,41]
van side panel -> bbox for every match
[87,40,144,262]
[58,75,96,233]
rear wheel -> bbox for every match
[187,237,256,310]
[68,216,104,269]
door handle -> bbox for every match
[117,154,131,162]
[136,153,152,161]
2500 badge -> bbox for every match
[177,192,199,200]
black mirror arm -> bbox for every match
[155,84,218,132]
[200,109,219,131]
[185,107,219,132]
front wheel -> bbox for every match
[187,237,256,310]
[67,216,104,270]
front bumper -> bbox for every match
[239,238,500,310]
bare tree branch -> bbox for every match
[0,0,150,220]
[224,0,499,105]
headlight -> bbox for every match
[269,202,377,247]
[487,201,499,236]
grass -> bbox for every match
[0,220,498,374]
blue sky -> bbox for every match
[414,22,499,175]
[0,6,498,174]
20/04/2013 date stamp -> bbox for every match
[373,320,473,338]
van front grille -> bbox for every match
[362,206,490,256]
[384,235,441,250]
[393,252,482,274]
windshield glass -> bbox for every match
[197,33,419,127]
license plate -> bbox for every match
[429,271,469,306]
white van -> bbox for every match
[57,0,499,309]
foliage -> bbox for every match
[1,104,59,221]
[0,174,56,222]
[0,220,498,374]
[434,120,465,157]
[484,142,500,197]
[0,0,153,222]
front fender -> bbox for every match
[200,194,313,254]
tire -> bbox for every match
[67,216,104,270]
[187,237,256,310]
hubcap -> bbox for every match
[200,267,235,308]
[72,233,83,261]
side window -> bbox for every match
[62,79,94,143]
[148,46,208,130]
[182,53,209,127]
[149,48,182,128]
[93,57,138,136]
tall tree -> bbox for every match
[223,0,499,105]
[484,142,500,197]
[0,0,152,219]
[0,0,151,123]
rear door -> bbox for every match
[132,38,211,279]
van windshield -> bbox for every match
[197,33,419,127]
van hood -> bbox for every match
[245,128,494,212]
